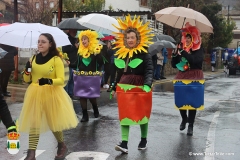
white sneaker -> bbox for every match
[103,84,109,89]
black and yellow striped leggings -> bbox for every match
[29,129,63,149]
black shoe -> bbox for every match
[92,106,99,118]
[161,76,166,79]
[180,118,187,131]
[115,141,128,154]
[3,92,11,97]
[138,138,147,150]
[187,124,193,136]
[80,109,89,122]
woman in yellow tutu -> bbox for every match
[19,33,79,160]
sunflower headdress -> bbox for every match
[113,15,154,59]
[181,22,201,52]
[78,30,102,58]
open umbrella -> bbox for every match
[57,18,88,30]
[0,23,10,27]
[148,41,164,56]
[156,34,176,43]
[77,13,119,35]
[158,40,176,49]
[155,7,213,33]
[0,22,70,48]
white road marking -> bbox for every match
[19,150,45,160]
[204,111,220,160]
[65,151,110,160]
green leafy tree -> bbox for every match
[201,3,236,50]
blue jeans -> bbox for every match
[64,68,74,97]
[154,65,162,79]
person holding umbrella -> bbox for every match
[111,15,153,153]
[171,22,204,136]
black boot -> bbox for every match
[92,105,99,118]
[80,109,89,122]
[187,123,193,136]
[24,149,36,160]
[180,118,188,131]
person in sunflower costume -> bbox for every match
[69,30,104,122]
[111,15,153,153]
[19,33,78,160]
[171,22,204,136]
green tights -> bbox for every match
[121,123,148,141]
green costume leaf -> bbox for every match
[176,61,186,71]
[117,84,137,92]
[114,58,125,69]
[82,57,92,66]
[143,85,151,92]
[181,57,188,62]
[120,117,149,125]
[128,58,143,68]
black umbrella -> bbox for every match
[57,18,88,30]
[148,41,164,56]
[156,34,176,43]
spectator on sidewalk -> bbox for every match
[154,50,164,80]
[0,44,18,97]
[211,50,217,72]
[222,49,228,73]
[160,47,168,79]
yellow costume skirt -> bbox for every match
[18,84,79,134]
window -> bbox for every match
[140,0,148,6]
[36,2,39,9]
[50,2,54,8]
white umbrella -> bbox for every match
[77,13,119,35]
[0,22,71,48]
[155,7,213,33]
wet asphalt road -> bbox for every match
[1,71,240,160]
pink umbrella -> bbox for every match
[0,23,10,27]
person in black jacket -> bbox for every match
[0,86,17,133]
[69,30,104,122]
[111,15,153,154]
[0,44,18,97]
[171,23,204,136]
[62,29,79,98]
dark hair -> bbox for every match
[126,29,138,40]
[40,33,60,57]
[186,33,192,39]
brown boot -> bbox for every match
[55,142,68,160]
[24,149,36,160]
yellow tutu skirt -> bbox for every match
[18,83,79,134]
